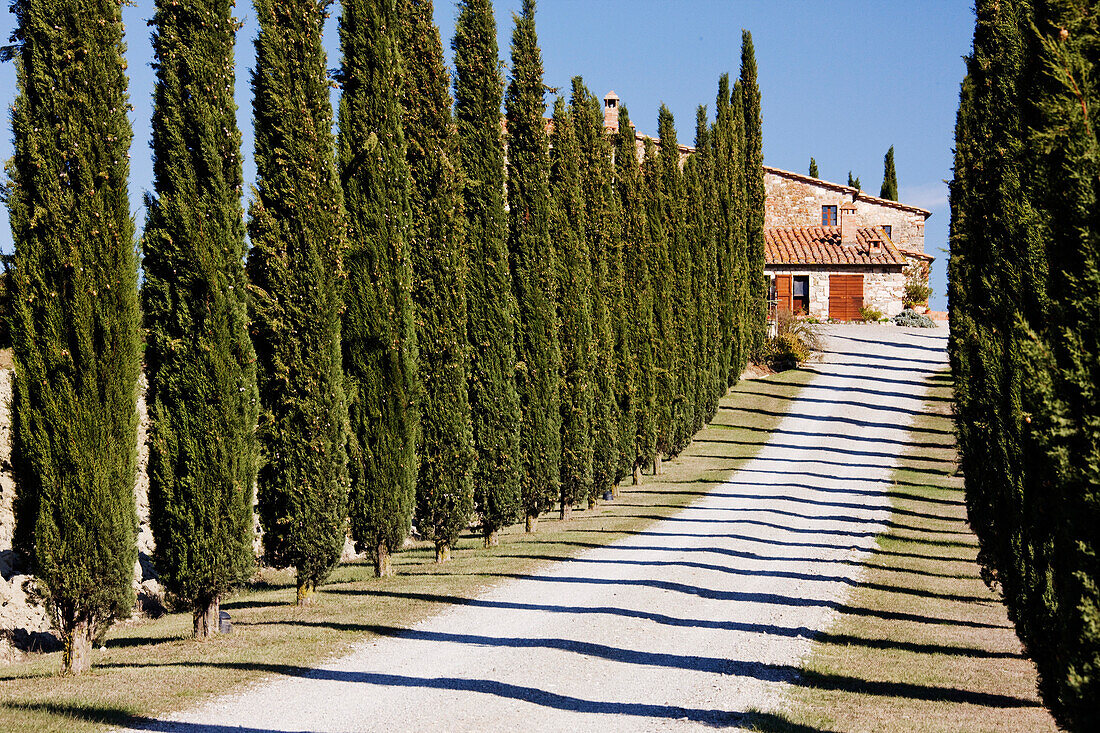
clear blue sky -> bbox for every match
[0,0,975,310]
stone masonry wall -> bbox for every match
[764,171,927,254]
[768,267,906,319]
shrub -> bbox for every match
[893,308,936,328]
[763,309,819,370]
[859,304,884,322]
[904,280,934,308]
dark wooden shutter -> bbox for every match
[775,275,792,314]
[829,274,864,320]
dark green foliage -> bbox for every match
[142,0,258,627]
[847,171,861,190]
[643,137,675,460]
[740,30,767,363]
[399,0,473,559]
[656,106,695,454]
[687,105,722,424]
[247,0,349,599]
[615,106,656,478]
[809,157,819,178]
[880,145,898,200]
[571,79,622,493]
[338,0,419,570]
[7,0,141,670]
[549,97,593,514]
[949,1,1098,728]
[713,74,748,386]
[452,0,522,540]
[505,0,561,525]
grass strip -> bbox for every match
[0,368,814,732]
[755,371,1057,733]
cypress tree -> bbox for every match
[453,0,521,545]
[657,106,695,454]
[712,74,736,390]
[688,105,721,422]
[505,0,561,531]
[615,107,656,485]
[142,0,258,637]
[729,78,750,381]
[247,0,349,604]
[8,0,141,675]
[809,157,819,178]
[549,98,593,520]
[740,30,767,362]
[880,145,898,200]
[847,171,861,190]
[399,0,473,563]
[338,0,419,577]
[644,136,675,471]
[571,78,622,497]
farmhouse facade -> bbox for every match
[762,166,932,320]
[600,92,933,321]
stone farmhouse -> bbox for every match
[601,92,933,321]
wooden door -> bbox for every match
[775,275,792,314]
[829,274,864,320]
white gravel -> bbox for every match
[136,324,949,732]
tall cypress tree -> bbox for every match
[549,98,593,519]
[142,0,258,637]
[7,0,141,674]
[880,145,898,200]
[453,0,522,545]
[571,78,622,497]
[809,157,819,178]
[505,0,561,531]
[740,30,767,362]
[730,78,750,381]
[338,0,419,577]
[644,136,674,471]
[657,106,695,454]
[399,0,473,563]
[689,105,721,423]
[247,0,349,604]
[712,74,736,391]
[615,107,656,485]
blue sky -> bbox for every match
[0,0,975,309]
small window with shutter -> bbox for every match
[822,205,837,226]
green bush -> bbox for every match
[904,280,933,308]
[893,308,936,328]
[859,304,884,322]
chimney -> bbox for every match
[603,90,621,132]
[840,201,858,245]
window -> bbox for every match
[822,205,837,226]
[882,225,892,238]
[792,275,810,313]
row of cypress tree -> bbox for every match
[948,1,1098,730]
[5,0,766,674]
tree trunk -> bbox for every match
[525,513,538,533]
[375,541,392,577]
[483,530,499,548]
[560,502,573,521]
[435,541,451,563]
[587,494,597,510]
[61,618,93,675]
[654,454,663,475]
[612,481,621,499]
[193,597,220,638]
[633,462,642,485]
[296,578,315,606]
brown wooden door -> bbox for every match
[775,275,792,314]
[829,274,864,320]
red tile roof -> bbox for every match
[764,226,906,267]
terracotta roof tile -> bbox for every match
[764,226,906,267]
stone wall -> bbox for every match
[764,170,928,255]
[767,267,906,319]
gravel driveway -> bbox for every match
[139,324,950,732]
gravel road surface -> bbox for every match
[138,324,949,732]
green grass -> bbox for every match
[0,368,815,732]
[763,371,1058,733]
